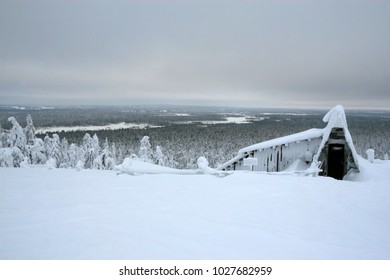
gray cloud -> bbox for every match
[1,0,390,109]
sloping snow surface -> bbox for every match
[1,158,390,260]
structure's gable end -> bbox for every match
[317,105,360,179]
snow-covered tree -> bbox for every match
[81,133,102,169]
[82,133,94,169]
[0,146,24,167]
[92,134,102,169]
[30,138,46,165]
[100,138,115,170]
[42,134,62,168]
[385,153,389,161]
[154,146,166,166]
[139,136,152,162]
[24,114,36,145]
[59,137,70,168]
[68,143,79,168]
[8,117,27,154]
[51,134,62,167]
[44,135,53,160]
[0,124,8,148]
[111,142,118,163]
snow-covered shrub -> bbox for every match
[46,158,57,169]
[0,148,13,167]
[366,149,375,163]
[11,147,24,167]
[20,157,30,168]
[75,160,84,171]
[197,156,216,174]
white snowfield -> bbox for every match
[1,157,390,260]
[35,122,162,134]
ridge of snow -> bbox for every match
[239,128,323,154]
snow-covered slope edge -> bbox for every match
[1,158,390,260]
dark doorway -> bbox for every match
[328,144,345,180]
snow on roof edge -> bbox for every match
[239,128,324,155]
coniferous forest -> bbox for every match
[1,105,389,169]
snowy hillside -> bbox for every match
[1,157,390,260]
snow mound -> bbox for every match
[115,158,181,175]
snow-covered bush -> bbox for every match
[197,156,216,174]
[75,160,84,171]
[20,157,30,168]
[11,147,24,167]
[46,158,57,169]
[366,149,375,163]
[0,148,13,167]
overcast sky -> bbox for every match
[1,0,389,109]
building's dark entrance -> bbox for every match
[328,144,345,180]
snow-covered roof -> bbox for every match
[218,128,323,170]
[239,128,323,154]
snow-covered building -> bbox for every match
[218,105,359,180]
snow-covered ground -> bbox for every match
[35,116,262,133]
[1,157,390,260]
[177,115,267,125]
